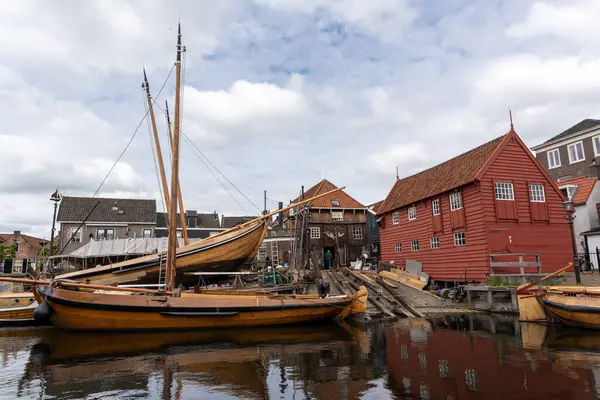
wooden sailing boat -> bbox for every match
[20,24,368,332]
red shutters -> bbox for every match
[494,181,517,220]
[529,182,549,222]
[449,191,465,228]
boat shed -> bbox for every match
[376,129,572,282]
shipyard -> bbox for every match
[4,2,600,400]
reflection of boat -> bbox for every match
[38,284,367,331]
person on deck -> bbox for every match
[324,250,333,270]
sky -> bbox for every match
[1,0,599,238]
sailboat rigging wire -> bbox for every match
[143,90,167,215]
[154,101,262,214]
[91,63,175,198]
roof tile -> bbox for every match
[377,134,507,215]
[557,176,597,205]
[295,179,365,209]
[57,197,156,223]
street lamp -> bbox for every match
[563,199,581,285]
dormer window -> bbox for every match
[331,200,340,207]
[559,184,578,201]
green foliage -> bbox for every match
[0,244,17,261]
[40,243,59,257]
[487,276,513,287]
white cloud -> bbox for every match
[182,76,308,136]
[368,143,430,175]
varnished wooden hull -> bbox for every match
[56,219,267,286]
[0,292,36,308]
[0,301,38,325]
[542,293,600,329]
[42,285,367,331]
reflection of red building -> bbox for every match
[386,321,595,399]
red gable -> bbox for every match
[377,134,507,215]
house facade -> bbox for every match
[531,119,600,181]
[57,197,157,254]
[377,130,572,282]
[0,231,46,274]
[155,210,224,239]
[291,179,370,268]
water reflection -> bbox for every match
[2,315,600,399]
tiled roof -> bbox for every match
[369,201,384,213]
[57,196,156,223]
[0,233,46,251]
[156,212,221,229]
[221,216,258,229]
[540,119,600,146]
[377,134,507,215]
[294,179,366,209]
[557,176,598,205]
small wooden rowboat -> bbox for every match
[540,289,600,329]
[36,283,367,332]
[0,300,39,326]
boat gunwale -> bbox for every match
[45,289,354,314]
[542,296,600,314]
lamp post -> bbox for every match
[563,200,581,285]
[48,189,61,272]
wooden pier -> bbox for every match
[323,268,473,320]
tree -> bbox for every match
[40,244,59,257]
[0,244,17,261]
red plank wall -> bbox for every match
[480,135,571,273]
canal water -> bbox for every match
[1,315,599,399]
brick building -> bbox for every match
[0,231,46,274]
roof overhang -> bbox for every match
[531,125,600,151]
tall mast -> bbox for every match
[143,68,171,219]
[167,23,183,290]
[165,100,189,246]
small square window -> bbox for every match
[432,199,440,216]
[408,206,416,220]
[494,182,514,201]
[331,211,344,222]
[450,192,462,211]
[454,232,466,246]
[392,212,399,224]
[411,240,419,251]
[331,200,340,207]
[310,227,320,239]
[142,229,152,238]
[395,242,402,253]
[352,226,363,240]
[430,237,440,249]
[529,184,545,202]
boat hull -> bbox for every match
[56,219,267,286]
[542,293,600,329]
[42,286,366,332]
[0,301,41,326]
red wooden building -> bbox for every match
[376,129,572,282]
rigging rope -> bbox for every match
[91,63,176,198]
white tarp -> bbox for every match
[62,237,203,258]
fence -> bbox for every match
[580,248,600,273]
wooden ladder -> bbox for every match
[157,252,167,290]
[271,240,279,266]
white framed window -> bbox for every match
[97,229,114,240]
[454,232,466,246]
[411,240,419,251]
[69,227,82,243]
[310,227,320,239]
[432,199,440,216]
[395,242,402,253]
[352,226,363,240]
[12,259,23,273]
[331,211,344,222]
[408,206,416,220]
[594,136,600,157]
[547,148,561,169]
[449,192,462,211]
[331,200,340,207]
[494,182,514,200]
[176,231,182,238]
[430,237,440,249]
[392,212,400,224]
[142,229,152,238]
[567,141,585,164]
[529,184,545,202]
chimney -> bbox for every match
[13,230,20,237]
[278,201,284,229]
[591,158,600,179]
